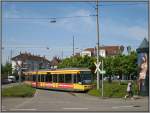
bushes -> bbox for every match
[2,84,36,97]
[88,81,138,98]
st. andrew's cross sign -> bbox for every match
[94,62,106,74]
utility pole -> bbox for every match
[96,0,100,90]
[73,36,74,57]
[61,49,63,59]
[10,49,12,63]
[102,60,104,97]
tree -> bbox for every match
[1,62,12,78]
[58,52,138,81]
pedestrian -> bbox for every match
[125,81,133,99]
[137,54,148,95]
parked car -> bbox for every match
[8,76,16,83]
[1,79,11,84]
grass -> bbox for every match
[88,81,138,98]
[2,84,36,97]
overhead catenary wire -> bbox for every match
[98,2,147,6]
[6,15,96,20]
[5,2,146,21]
[85,2,146,8]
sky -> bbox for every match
[2,1,148,64]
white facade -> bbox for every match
[12,60,17,74]
[99,49,106,57]
[12,59,49,74]
[80,51,92,57]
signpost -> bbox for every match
[94,60,105,97]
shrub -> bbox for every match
[88,81,138,98]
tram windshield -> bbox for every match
[80,72,92,84]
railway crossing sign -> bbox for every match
[95,60,106,97]
[94,62,106,74]
[94,62,101,73]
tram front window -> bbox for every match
[81,74,92,84]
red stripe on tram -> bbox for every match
[32,82,36,87]
[46,83,53,88]
[58,83,74,88]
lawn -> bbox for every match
[88,81,138,98]
[2,84,36,97]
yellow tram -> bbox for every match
[23,68,93,91]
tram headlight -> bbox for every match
[78,82,82,85]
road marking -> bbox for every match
[10,108,36,111]
[63,108,88,110]
[112,105,133,109]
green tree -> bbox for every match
[58,52,138,81]
[1,62,12,78]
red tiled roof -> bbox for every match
[83,46,122,56]
[50,57,61,66]
[11,52,50,63]
[100,46,120,55]
[84,48,95,52]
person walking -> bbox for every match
[137,54,148,95]
[125,81,133,99]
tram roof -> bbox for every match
[23,68,91,75]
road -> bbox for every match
[1,89,149,112]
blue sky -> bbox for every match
[2,1,148,64]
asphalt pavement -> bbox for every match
[1,89,149,112]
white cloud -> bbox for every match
[59,9,95,32]
[101,17,148,43]
[127,26,148,41]
[3,4,20,18]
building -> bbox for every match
[80,48,95,57]
[50,57,61,69]
[80,51,92,57]
[80,45,124,57]
[100,45,123,57]
[11,52,51,73]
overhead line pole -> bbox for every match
[73,36,74,57]
[96,0,100,90]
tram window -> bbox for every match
[65,74,72,83]
[73,74,77,83]
[77,74,82,83]
[53,75,57,82]
[82,74,91,80]
[33,75,36,82]
[38,75,41,82]
[58,74,64,83]
[41,75,45,82]
[46,73,52,82]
